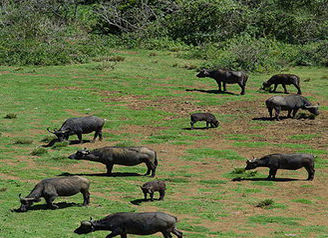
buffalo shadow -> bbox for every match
[232,177,302,182]
[186,88,236,95]
[182,127,214,130]
[58,172,142,177]
[42,139,92,147]
[12,202,82,212]
[130,198,163,205]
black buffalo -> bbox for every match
[265,95,319,120]
[17,176,90,212]
[190,113,219,130]
[68,146,158,177]
[47,115,105,143]
[140,180,166,201]
[262,74,301,94]
[245,153,315,180]
[197,68,248,95]
[74,212,183,238]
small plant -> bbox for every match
[0,187,7,192]
[108,55,125,62]
[256,199,274,208]
[40,135,57,143]
[51,141,69,149]
[91,61,117,71]
[31,147,48,156]
[115,141,134,147]
[231,168,246,174]
[149,52,158,57]
[14,138,33,145]
[183,64,197,70]
[4,113,17,119]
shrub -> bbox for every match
[14,138,33,145]
[256,199,274,208]
[4,113,17,119]
[31,147,48,156]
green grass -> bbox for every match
[0,50,327,238]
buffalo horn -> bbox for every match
[47,128,55,134]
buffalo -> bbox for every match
[265,95,319,120]
[262,74,301,94]
[245,153,315,180]
[47,115,105,143]
[140,180,166,201]
[16,176,90,212]
[68,146,158,177]
[74,212,183,238]
[197,68,248,95]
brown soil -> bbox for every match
[2,88,328,237]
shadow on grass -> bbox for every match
[12,202,82,212]
[58,172,142,177]
[186,88,236,95]
[252,117,276,121]
[232,177,301,182]
[182,127,212,130]
[42,139,93,147]
[130,198,162,205]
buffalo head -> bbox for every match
[74,220,94,234]
[196,68,211,78]
[304,104,320,116]
[47,128,69,142]
[17,194,41,212]
[68,149,91,160]
[245,158,259,170]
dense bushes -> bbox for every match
[0,0,327,71]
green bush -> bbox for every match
[31,147,48,156]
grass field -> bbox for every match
[0,49,327,238]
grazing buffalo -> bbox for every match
[68,146,158,177]
[265,95,319,120]
[262,74,301,94]
[141,180,166,201]
[47,116,105,143]
[190,113,219,130]
[245,153,315,180]
[17,176,90,212]
[74,212,183,238]
[197,68,248,95]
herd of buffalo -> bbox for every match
[14,68,320,238]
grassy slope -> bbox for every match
[0,50,327,238]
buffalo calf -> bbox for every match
[141,180,166,201]
[190,113,219,130]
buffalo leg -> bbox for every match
[172,228,183,238]
[294,84,302,94]
[282,84,288,94]
[82,190,90,205]
[237,82,245,95]
[223,82,227,91]
[305,166,315,180]
[159,190,165,200]
[120,235,127,238]
[217,81,222,92]
[287,110,292,118]
[144,161,156,177]
[162,231,173,238]
[106,163,114,175]
[268,108,273,119]
[143,191,148,200]
[292,109,299,118]
[268,168,277,180]
[105,230,121,238]
[190,121,194,130]
[271,84,278,93]
[274,107,281,120]
[46,195,58,209]
[77,133,83,143]
[150,192,154,201]
[206,121,209,129]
